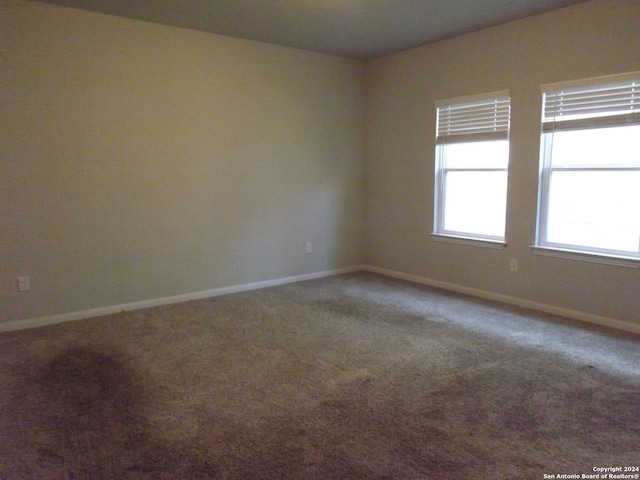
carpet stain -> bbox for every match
[7,346,221,479]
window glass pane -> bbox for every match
[443,140,509,169]
[547,170,640,252]
[443,171,507,237]
[549,125,640,167]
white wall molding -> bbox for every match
[362,265,640,335]
[0,266,363,333]
[4,264,638,336]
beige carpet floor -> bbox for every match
[0,272,638,479]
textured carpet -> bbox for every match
[0,272,638,479]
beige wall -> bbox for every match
[0,1,365,324]
[364,0,640,324]
[2,0,639,328]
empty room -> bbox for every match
[1,0,638,478]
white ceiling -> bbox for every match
[33,0,587,60]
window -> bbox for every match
[434,92,511,242]
[537,73,640,261]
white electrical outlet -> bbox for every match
[510,259,518,272]
[306,242,312,254]
[17,275,30,292]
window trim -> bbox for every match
[433,90,511,243]
[434,145,510,242]
[536,72,640,262]
[531,245,640,269]
[540,71,640,96]
[432,233,506,249]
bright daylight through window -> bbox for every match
[537,73,640,261]
[434,92,511,242]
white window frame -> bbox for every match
[433,91,511,245]
[535,72,640,265]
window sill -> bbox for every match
[531,246,640,268]
[431,233,506,249]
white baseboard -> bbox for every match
[0,266,362,333]
[362,265,640,335]
[4,264,638,336]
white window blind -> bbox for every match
[436,93,510,144]
[542,77,640,132]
